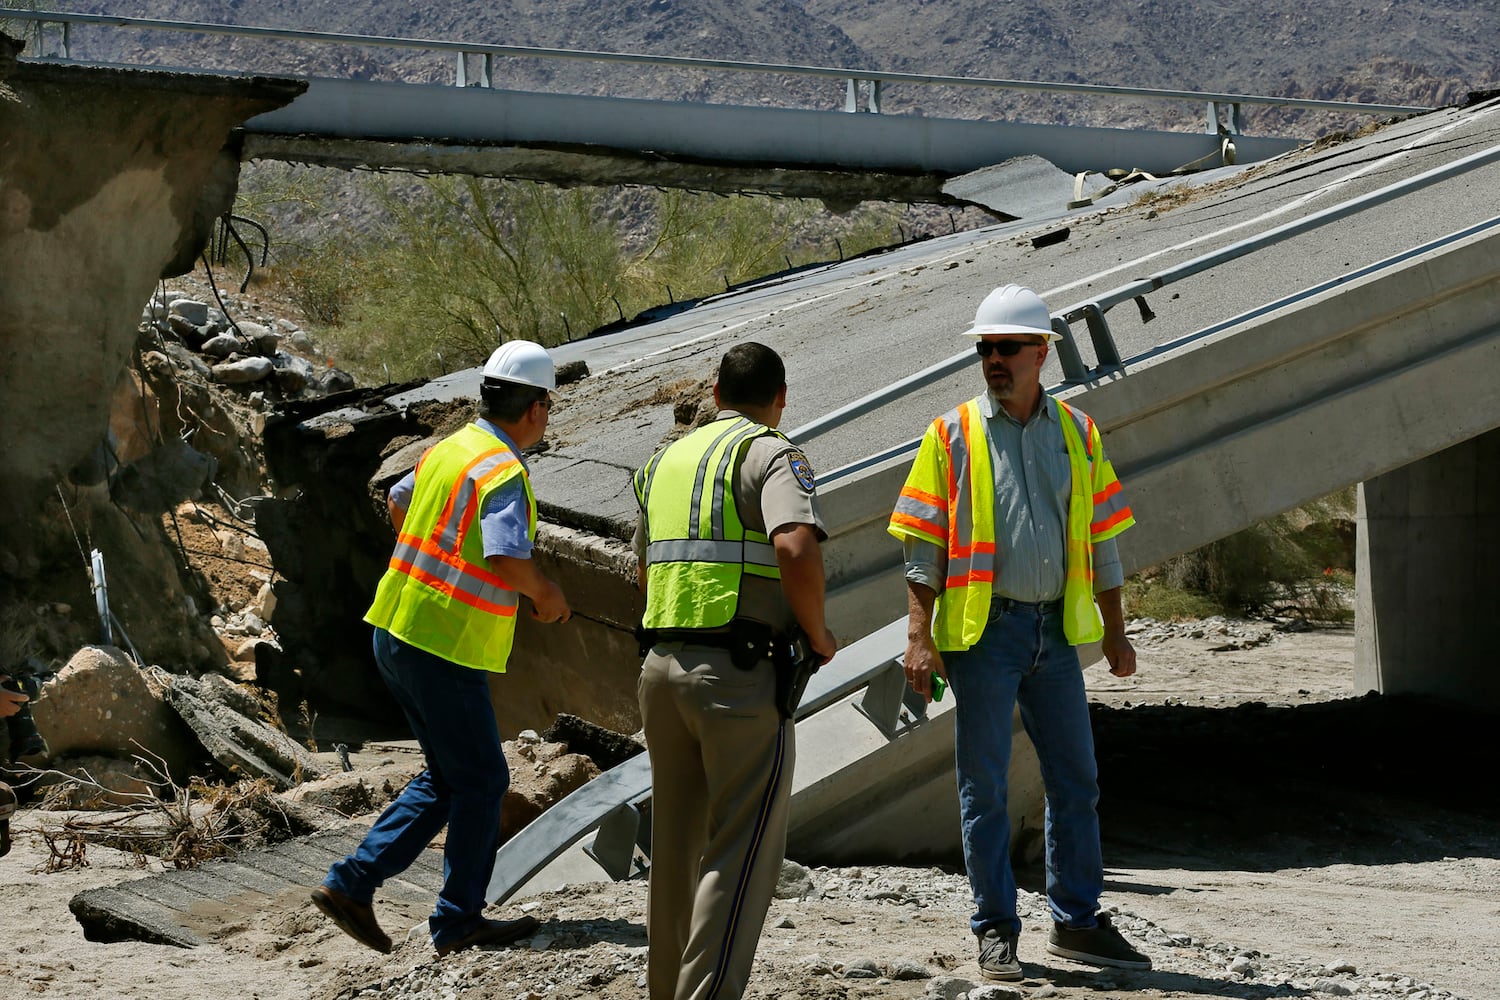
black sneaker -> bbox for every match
[977,927,1022,981]
[1047,912,1151,970]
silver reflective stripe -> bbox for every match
[1094,485,1130,524]
[688,419,748,537]
[710,421,763,537]
[435,449,518,550]
[637,444,669,512]
[1059,403,1093,460]
[743,539,777,568]
[893,494,944,525]
[392,539,519,609]
[687,416,762,539]
[946,410,976,554]
[647,538,742,564]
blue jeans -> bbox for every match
[323,628,509,950]
[946,599,1103,937]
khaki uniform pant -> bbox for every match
[638,642,794,1000]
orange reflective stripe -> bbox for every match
[900,485,945,509]
[944,570,994,590]
[394,532,515,591]
[413,536,512,589]
[947,540,996,559]
[1093,479,1122,505]
[435,447,511,540]
[475,457,521,489]
[891,511,944,539]
[935,420,959,507]
[1092,507,1133,534]
[388,555,519,617]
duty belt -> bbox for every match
[636,620,780,670]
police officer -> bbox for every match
[312,340,569,959]
[633,341,838,1000]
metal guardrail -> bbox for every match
[2,8,1433,135]
[1050,141,1500,381]
[791,140,1500,456]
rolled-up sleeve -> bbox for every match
[1091,536,1123,592]
[903,537,946,594]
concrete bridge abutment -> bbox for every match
[1356,427,1500,704]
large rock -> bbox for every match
[29,646,200,778]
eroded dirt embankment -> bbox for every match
[0,52,300,575]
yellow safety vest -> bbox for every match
[634,415,784,629]
[365,423,537,672]
[887,396,1134,650]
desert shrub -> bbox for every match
[1126,488,1356,622]
[257,175,901,383]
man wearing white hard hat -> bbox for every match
[312,340,570,959]
[888,286,1150,980]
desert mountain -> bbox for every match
[43,0,1500,135]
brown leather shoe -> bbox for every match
[310,885,393,954]
[434,914,540,957]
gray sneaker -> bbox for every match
[1047,912,1151,970]
[977,927,1022,981]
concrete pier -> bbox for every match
[1356,428,1500,704]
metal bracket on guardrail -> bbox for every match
[852,659,928,740]
[1053,303,1123,383]
[9,15,66,59]
[1051,317,1089,383]
[1075,302,1124,374]
[582,801,648,880]
[843,78,882,113]
[1207,100,1242,135]
[455,51,494,88]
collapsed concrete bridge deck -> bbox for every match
[246,96,1500,892]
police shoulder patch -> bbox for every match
[786,451,816,492]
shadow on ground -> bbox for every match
[1088,692,1500,872]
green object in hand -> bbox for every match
[931,673,947,702]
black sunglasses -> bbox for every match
[975,339,1044,358]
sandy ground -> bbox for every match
[3,619,1497,1000]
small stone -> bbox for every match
[886,958,931,980]
[799,954,833,975]
[168,298,209,325]
[927,976,977,1000]
[212,356,274,384]
[200,333,241,359]
[970,986,1025,1000]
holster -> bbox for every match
[772,625,821,721]
[635,619,777,670]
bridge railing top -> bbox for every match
[2,8,1433,122]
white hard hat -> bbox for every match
[482,340,556,391]
[962,284,1060,340]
